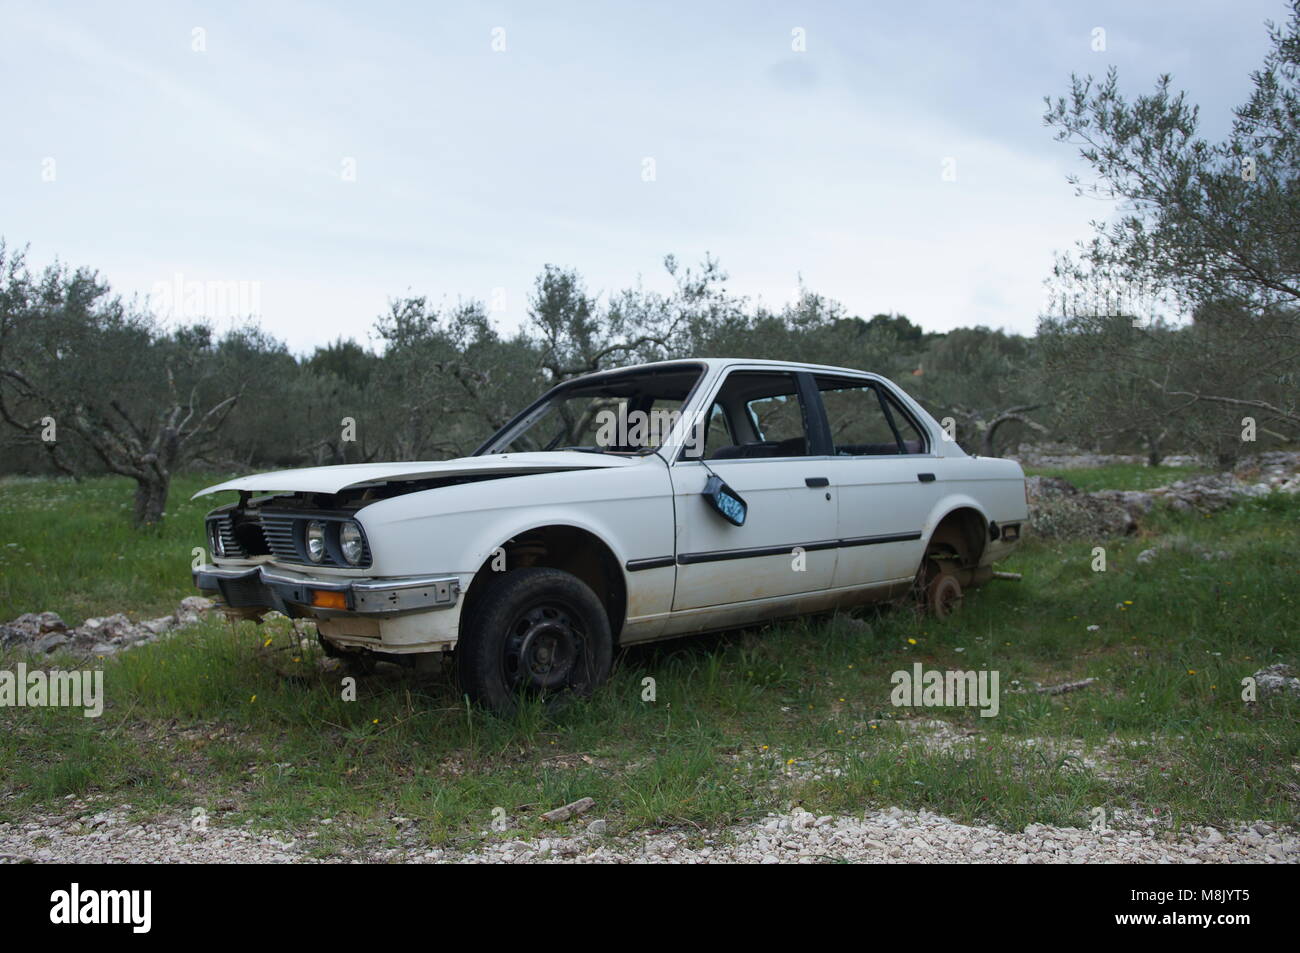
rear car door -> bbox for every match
[814,375,943,586]
[670,369,838,611]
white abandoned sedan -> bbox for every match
[193,358,1027,710]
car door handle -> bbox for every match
[805,477,829,488]
[917,473,936,483]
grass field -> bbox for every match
[0,473,237,625]
[1022,462,1214,492]
[1,468,1297,853]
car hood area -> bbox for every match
[191,452,640,498]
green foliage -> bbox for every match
[0,242,247,524]
[3,244,1045,478]
[1042,3,1300,455]
[305,338,377,389]
[1043,2,1300,311]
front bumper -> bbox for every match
[193,564,461,617]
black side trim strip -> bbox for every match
[677,539,839,565]
[636,533,926,570]
[800,540,842,553]
[625,556,675,572]
[676,533,921,566]
[839,532,923,548]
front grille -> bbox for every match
[210,514,246,558]
[260,514,299,562]
[258,511,372,568]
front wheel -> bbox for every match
[456,567,613,713]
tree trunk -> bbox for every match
[1212,433,1241,469]
[132,473,170,527]
[979,428,997,458]
[1143,432,1164,468]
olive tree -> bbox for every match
[0,243,238,526]
[528,259,699,383]
[374,296,540,458]
[1043,2,1300,446]
[910,327,1045,457]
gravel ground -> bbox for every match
[2,804,1293,864]
[0,806,301,864]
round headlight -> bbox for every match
[305,520,327,563]
[339,521,365,566]
[208,521,224,558]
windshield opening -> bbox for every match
[479,364,705,455]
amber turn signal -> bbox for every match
[311,589,347,610]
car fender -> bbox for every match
[355,462,675,579]
[922,492,991,545]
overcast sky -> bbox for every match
[0,0,1284,352]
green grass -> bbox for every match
[1023,462,1213,492]
[1,472,1297,856]
[0,473,237,623]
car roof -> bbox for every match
[571,357,882,381]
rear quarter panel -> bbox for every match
[926,455,1028,565]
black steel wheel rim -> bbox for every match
[501,601,586,693]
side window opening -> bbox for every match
[698,371,814,460]
[817,377,927,456]
[746,393,803,444]
[879,390,926,454]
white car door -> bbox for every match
[670,369,838,611]
[813,375,943,587]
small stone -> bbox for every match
[1253,664,1300,698]
[541,797,595,824]
[31,612,67,634]
[34,633,70,654]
